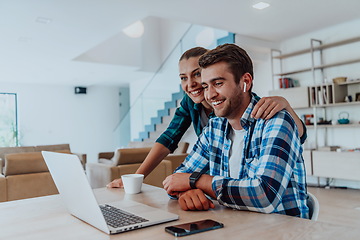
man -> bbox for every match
[163,44,309,219]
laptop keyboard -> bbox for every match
[100,204,149,228]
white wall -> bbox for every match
[129,20,190,140]
[1,83,120,163]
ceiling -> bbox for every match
[1,0,360,87]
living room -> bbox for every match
[1,1,360,238]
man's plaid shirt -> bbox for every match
[175,93,309,219]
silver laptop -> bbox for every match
[42,151,178,235]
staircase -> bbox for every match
[135,86,185,142]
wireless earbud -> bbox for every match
[243,82,247,92]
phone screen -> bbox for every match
[165,219,224,237]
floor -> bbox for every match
[308,186,360,228]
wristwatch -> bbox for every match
[189,171,203,189]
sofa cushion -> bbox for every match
[0,146,36,167]
[4,152,48,176]
[4,150,71,176]
[0,175,7,202]
[114,147,152,165]
[6,172,58,201]
[34,144,71,152]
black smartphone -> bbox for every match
[165,219,224,237]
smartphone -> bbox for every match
[165,219,224,237]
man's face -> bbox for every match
[179,57,205,104]
[201,62,246,119]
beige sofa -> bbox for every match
[0,150,77,202]
[0,144,87,173]
[0,144,86,202]
[86,142,189,189]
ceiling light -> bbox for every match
[196,28,215,47]
[252,2,270,10]
[123,20,144,38]
[35,17,52,24]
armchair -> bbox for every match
[87,147,172,188]
[86,143,189,189]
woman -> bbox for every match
[107,47,305,188]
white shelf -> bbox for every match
[311,101,360,108]
[274,58,360,76]
[337,79,360,86]
[272,36,360,59]
[271,36,360,181]
[307,123,360,129]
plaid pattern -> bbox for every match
[175,93,309,219]
[156,94,215,152]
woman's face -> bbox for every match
[179,56,205,104]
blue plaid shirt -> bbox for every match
[175,93,309,219]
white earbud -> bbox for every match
[243,82,247,92]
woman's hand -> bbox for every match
[251,96,289,120]
[106,178,123,188]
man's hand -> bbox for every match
[163,173,191,195]
[178,189,215,211]
[106,178,123,188]
[251,96,289,120]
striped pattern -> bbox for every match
[175,93,309,219]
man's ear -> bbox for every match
[242,73,253,85]
[241,72,253,90]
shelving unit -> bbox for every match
[270,36,360,182]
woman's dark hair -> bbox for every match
[179,47,208,61]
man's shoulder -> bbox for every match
[262,109,296,130]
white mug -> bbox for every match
[121,174,144,194]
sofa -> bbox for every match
[0,144,86,202]
[0,175,6,202]
[0,144,87,173]
[0,150,74,202]
[86,142,189,188]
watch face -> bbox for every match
[190,172,202,189]
[190,172,202,180]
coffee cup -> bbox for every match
[121,174,144,194]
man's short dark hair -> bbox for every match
[198,44,253,84]
[179,47,208,61]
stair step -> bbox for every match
[155,123,168,133]
[169,108,176,117]
[143,138,156,143]
[149,131,162,140]
[145,124,155,132]
[136,87,185,143]
[138,131,149,140]
[162,115,172,125]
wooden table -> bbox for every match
[0,184,358,240]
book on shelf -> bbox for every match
[278,78,299,89]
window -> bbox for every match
[0,93,18,147]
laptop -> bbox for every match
[42,151,179,235]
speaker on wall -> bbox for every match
[75,87,87,94]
